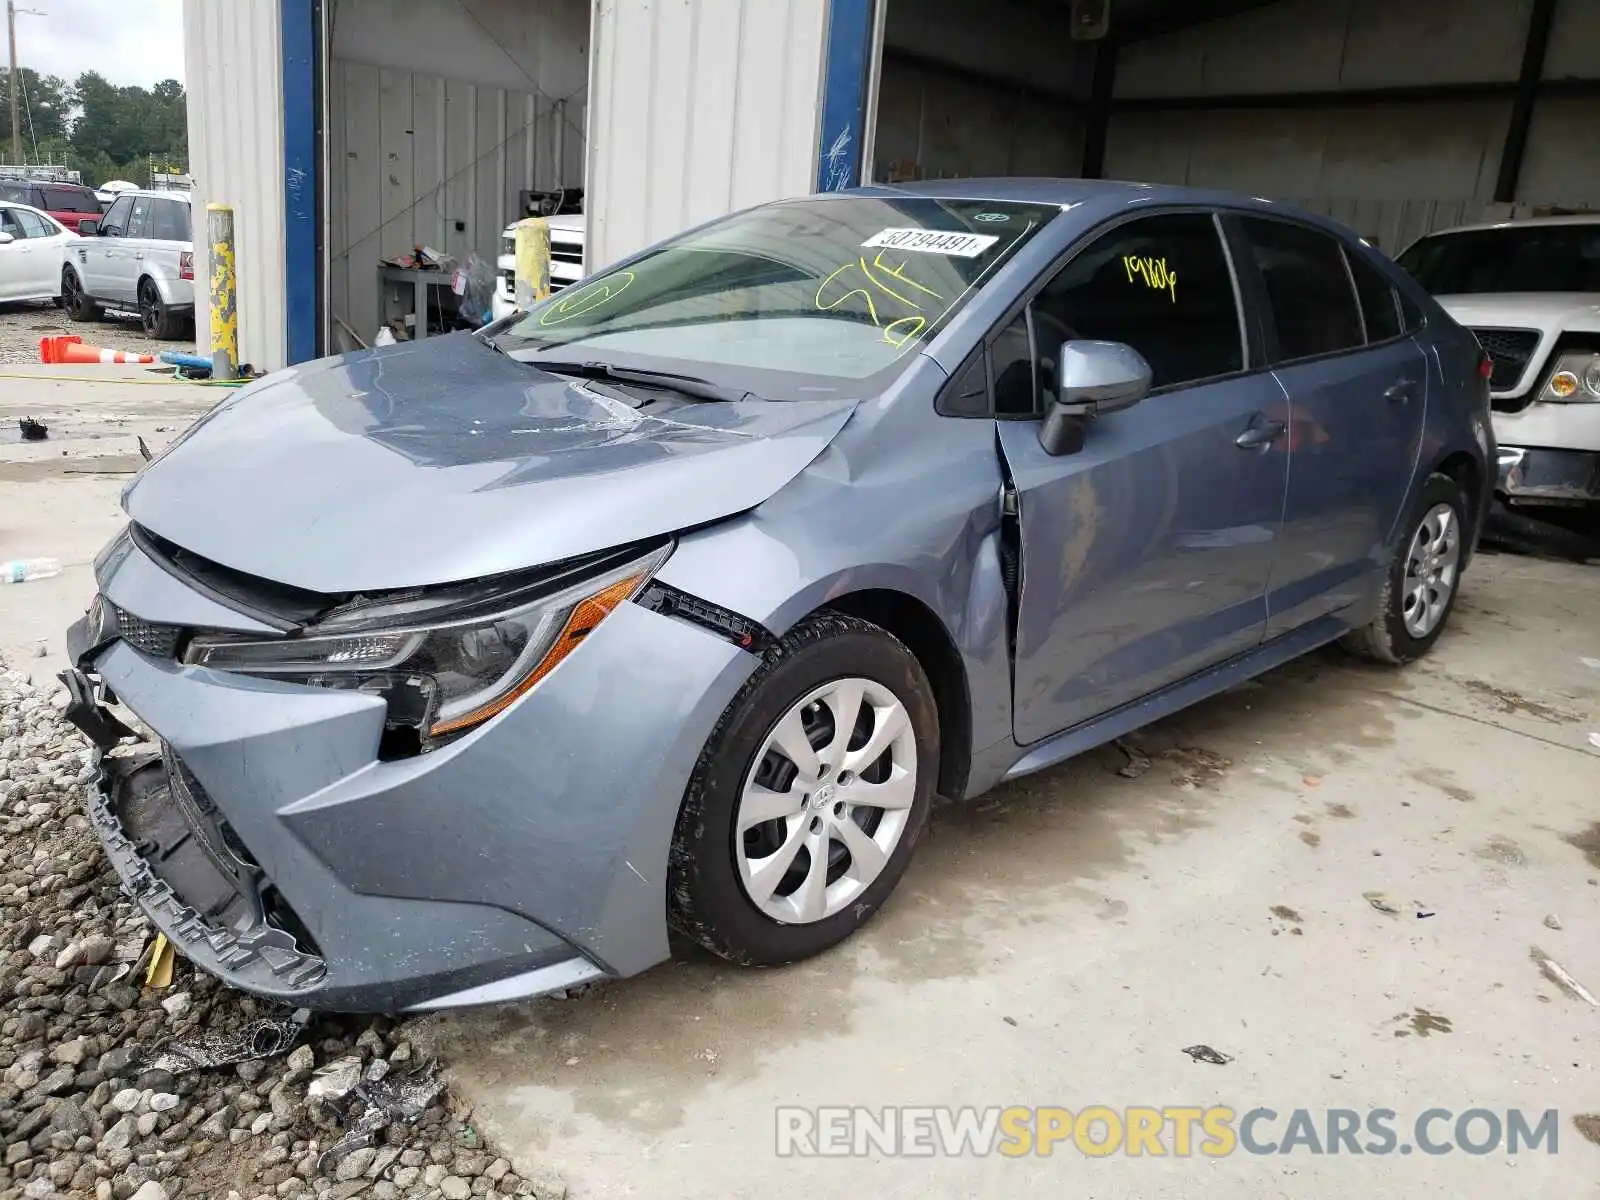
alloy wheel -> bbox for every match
[735,677,918,924]
[139,281,161,337]
[1402,502,1460,638]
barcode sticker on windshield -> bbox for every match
[862,228,1000,258]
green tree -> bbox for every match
[0,67,73,151]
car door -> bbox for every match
[0,208,30,300]
[144,197,189,294]
[83,194,134,298]
[994,211,1290,743]
[13,208,59,296]
[107,194,154,305]
[1228,216,1428,637]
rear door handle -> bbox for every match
[1385,380,1417,403]
[1235,419,1287,450]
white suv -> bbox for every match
[490,212,586,322]
[62,189,195,339]
[1398,217,1600,527]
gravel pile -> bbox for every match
[0,303,193,366]
[0,655,564,1200]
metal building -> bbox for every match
[185,0,1600,372]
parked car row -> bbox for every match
[0,190,195,338]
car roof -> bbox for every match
[1410,214,1600,238]
[119,189,192,202]
[833,177,1359,238]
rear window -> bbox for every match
[41,186,100,214]
[1397,224,1600,295]
[150,198,191,242]
[1239,217,1365,362]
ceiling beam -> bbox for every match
[1112,0,1290,45]
[1494,0,1557,203]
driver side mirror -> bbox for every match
[1038,340,1153,456]
[0,231,13,246]
[78,219,99,237]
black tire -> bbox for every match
[62,266,100,322]
[1342,472,1468,665]
[1482,499,1600,564]
[668,612,939,965]
[139,278,180,339]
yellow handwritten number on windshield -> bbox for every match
[537,271,637,326]
[1124,255,1177,303]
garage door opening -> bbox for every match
[323,0,589,350]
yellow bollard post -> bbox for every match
[513,216,551,311]
[207,203,238,381]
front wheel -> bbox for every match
[1342,472,1467,665]
[668,612,939,965]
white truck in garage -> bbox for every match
[1397,216,1600,559]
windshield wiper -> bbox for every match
[527,359,752,404]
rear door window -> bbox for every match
[0,184,25,204]
[150,198,191,242]
[1238,217,1364,362]
[1345,250,1403,343]
[14,209,51,238]
[127,196,153,240]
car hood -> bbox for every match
[1434,293,1600,333]
[125,333,858,593]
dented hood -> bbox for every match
[124,333,858,592]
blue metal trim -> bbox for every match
[281,0,319,364]
[815,0,875,192]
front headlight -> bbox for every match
[1539,351,1600,403]
[185,544,669,744]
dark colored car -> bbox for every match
[0,180,103,234]
[62,180,1495,1013]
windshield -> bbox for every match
[1397,224,1600,295]
[494,196,1058,397]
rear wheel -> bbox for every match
[139,278,180,339]
[62,266,100,322]
[1342,472,1467,665]
[668,613,939,965]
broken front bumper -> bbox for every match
[62,535,753,1014]
[1496,445,1600,507]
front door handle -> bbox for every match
[1385,379,1417,403]
[1235,419,1287,450]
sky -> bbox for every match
[11,0,185,88]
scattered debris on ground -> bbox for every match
[1362,891,1400,916]
[0,653,566,1199]
[1110,738,1151,780]
[17,418,47,442]
[1180,1044,1232,1065]
[1529,946,1599,1007]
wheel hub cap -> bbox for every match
[1402,502,1461,639]
[733,676,918,925]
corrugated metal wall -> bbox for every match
[1107,0,1600,243]
[183,0,287,372]
[327,0,588,339]
[585,0,830,272]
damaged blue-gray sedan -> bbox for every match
[62,180,1495,1012]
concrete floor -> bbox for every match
[4,364,1597,1198]
[417,546,1600,1197]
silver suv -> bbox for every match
[62,189,195,339]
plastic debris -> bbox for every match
[19,416,48,440]
[137,436,153,462]
[1580,657,1600,671]
[1181,1044,1232,1066]
[1531,946,1598,1007]
[144,1014,307,1075]
[306,1055,364,1106]
[1589,732,1600,751]
[1112,738,1151,779]
[1545,914,1563,931]
[144,933,175,989]
[1363,891,1400,916]
[318,1061,445,1175]
[1,558,61,584]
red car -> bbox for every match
[0,181,103,233]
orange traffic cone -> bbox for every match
[39,334,82,363]
[56,340,156,365]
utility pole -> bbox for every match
[7,0,20,163]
